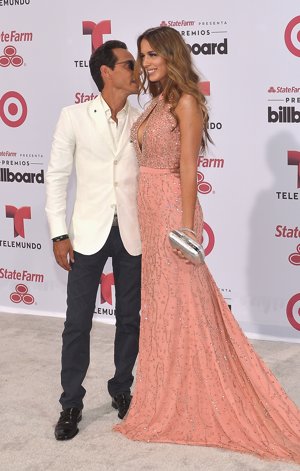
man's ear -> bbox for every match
[100,64,111,81]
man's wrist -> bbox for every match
[52,234,69,242]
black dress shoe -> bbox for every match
[54,407,82,440]
[111,393,132,419]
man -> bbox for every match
[45,40,141,440]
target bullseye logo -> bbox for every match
[0,45,23,67]
[286,294,300,331]
[284,16,300,57]
[201,222,215,256]
[0,91,27,127]
[10,284,34,305]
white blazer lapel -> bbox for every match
[116,103,139,158]
[88,96,115,154]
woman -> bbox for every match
[114,26,300,463]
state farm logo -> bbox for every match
[197,172,212,194]
[284,16,300,57]
[289,244,300,266]
[0,45,23,67]
[5,205,31,238]
[82,20,111,52]
[197,156,224,195]
[160,20,196,27]
[74,91,98,104]
[286,294,300,331]
[268,86,300,94]
[0,267,44,283]
[0,91,27,127]
[10,283,34,305]
[275,225,300,238]
[0,30,32,42]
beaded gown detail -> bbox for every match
[114,96,300,463]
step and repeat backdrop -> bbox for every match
[0,0,299,341]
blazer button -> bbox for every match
[114,182,118,187]
[114,160,118,165]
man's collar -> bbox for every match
[99,94,129,119]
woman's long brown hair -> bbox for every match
[136,26,212,151]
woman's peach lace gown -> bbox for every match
[114,96,300,463]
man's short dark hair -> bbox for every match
[89,40,127,92]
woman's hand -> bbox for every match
[172,228,198,264]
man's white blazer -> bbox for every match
[45,95,141,256]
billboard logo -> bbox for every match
[10,283,34,305]
[268,106,300,123]
[286,293,300,331]
[288,150,300,188]
[187,39,228,55]
[0,91,27,127]
[82,20,111,52]
[0,168,44,183]
[284,16,300,57]
[5,205,31,238]
[0,45,23,67]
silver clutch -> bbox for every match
[168,230,205,265]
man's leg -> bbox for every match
[59,246,109,411]
[108,227,141,403]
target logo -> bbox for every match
[10,283,34,305]
[0,45,23,67]
[201,222,215,256]
[284,16,300,57]
[286,294,300,331]
[82,20,112,53]
[0,91,27,127]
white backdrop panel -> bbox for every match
[0,0,299,341]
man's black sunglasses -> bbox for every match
[114,60,135,71]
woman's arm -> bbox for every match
[175,94,203,232]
